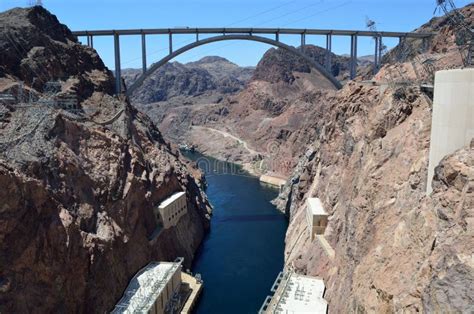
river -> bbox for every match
[182,151,288,314]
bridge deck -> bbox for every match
[72,27,433,38]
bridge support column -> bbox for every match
[86,35,93,48]
[169,33,173,54]
[275,32,279,42]
[141,33,147,74]
[350,34,358,79]
[114,32,122,94]
[325,34,332,72]
[378,36,383,65]
[422,37,429,52]
[196,32,199,42]
[374,36,379,74]
[301,33,306,52]
[398,36,406,62]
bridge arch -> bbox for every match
[126,34,342,96]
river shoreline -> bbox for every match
[181,151,288,314]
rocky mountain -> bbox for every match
[253,45,367,84]
[0,6,211,313]
[274,81,473,311]
[187,56,254,82]
[122,56,254,104]
[130,44,369,174]
[272,3,474,313]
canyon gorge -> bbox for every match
[126,3,474,313]
[0,2,473,313]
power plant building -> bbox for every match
[155,191,187,229]
[306,197,329,240]
[111,260,183,314]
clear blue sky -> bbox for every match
[1,0,471,70]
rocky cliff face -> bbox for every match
[252,45,363,84]
[275,82,473,312]
[0,6,211,313]
[274,4,474,312]
[122,56,254,104]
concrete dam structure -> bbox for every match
[427,68,474,194]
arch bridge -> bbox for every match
[71,28,433,95]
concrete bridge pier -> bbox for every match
[373,35,379,74]
[169,33,173,55]
[141,33,147,74]
[422,37,429,52]
[300,33,306,52]
[86,34,93,48]
[398,36,406,62]
[378,36,383,65]
[325,34,332,72]
[114,32,122,94]
[350,34,358,79]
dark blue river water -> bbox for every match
[183,152,288,314]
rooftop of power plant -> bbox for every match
[111,260,182,313]
[158,191,186,209]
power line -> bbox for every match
[177,2,353,63]
[121,0,302,66]
[120,0,346,67]
[225,0,298,27]
[281,1,352,27]
[253,0,325,27]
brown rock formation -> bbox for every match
[273,5,474,312]
[127,45,369,177]
[0,6,211,313]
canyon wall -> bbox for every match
[0,7,211,312]
[276,4,474,312]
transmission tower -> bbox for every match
[366,18,393,80]
[434,0,473,66]
[28,0,42,6]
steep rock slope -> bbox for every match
[276,82,473,312]
[275,4,474,312]
[0,6,211,313]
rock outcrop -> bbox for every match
[0,6,211,313]
[122,56,254,104]
[252,45,362,84]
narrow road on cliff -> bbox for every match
[191,125,262,155]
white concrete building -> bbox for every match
[260,174,287,192]
[259,271,328,314]
[155,192,187,229]
[112,260,183,314]
[427,68,474,194]
[306,198,328,240]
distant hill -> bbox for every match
[122,56,254,103]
